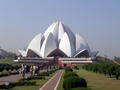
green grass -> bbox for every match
[57,68,120,90]
[9,71,58,90]
[75,69,120,90]
[0,58,14,64]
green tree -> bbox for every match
[115,67,120,80]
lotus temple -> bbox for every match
[15,22,98,67]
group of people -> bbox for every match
[19,64,56,78]
[19,64,39,78]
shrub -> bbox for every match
[74,66,79,70]
[48,69,56,74]
[63,76,87,90]
[48,71,52,74]
[8,82,16,88]
[14,65,19,70]
[0,84,7,89]
[65,67,73,72]
[5,65,10,71]
[9,65,14,71]
[38,72,50,76]
[37,69,57,76]
[27,76,45,80]
[16,80,36,86]
[70,87,92,90]
[0,72,9,77]
[8,71,19,75]
[0,82,16,89]
[0,64,19,71]
[64,72,78,79]
[0,71,19,77]
[0,64,19,72]
[0,66,4,72]
[58,66,63,69]
[11,71,19,75]
[115,67,120,80]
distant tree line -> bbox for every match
[95,56,111,62]
[0,49,17,59]
[83,62,120,80]
[0,64,19,72]
[114,56,120,62]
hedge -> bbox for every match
[63,71,78,79]
[0,64,19,72]
[0,71,19,77]
[63,76,87,90]
[63,67,88,90]
[0,80,36,89]
[65,67,73,72]
[70,87,92,90]
[38,69,57,76]
[16,80,36,86]
[0,82,16,89]
[27,76,45,80]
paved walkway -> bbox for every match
[0,70,48,85]
[112,60,120,65]
[40,70,63,90]
[0,73,31,85]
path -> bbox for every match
[112,60,120,65]
[0,73,31,85]
[40,70,63,90]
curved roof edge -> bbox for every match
[47,49,67,57]
[26,33,42,56]
[75,33,91,54]
[74,49,88,57]
[19,50,26,57]
[26,49,42,57]
[90,51,99,57]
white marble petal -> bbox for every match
[26,33,42,57]
[40,33,57,57]
[23,21,97,58]
[59,32,72,57]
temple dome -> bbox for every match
[19,22,98,58]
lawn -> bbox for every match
[9,71,58,90]
[57,68,120,90]
[75,69,120,90]
[0,58,14,64]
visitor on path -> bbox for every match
[19,66,22,74]
[21,64,26,78]
[25,65,30,73]
[30,66,33,75]
[33,65,35,75]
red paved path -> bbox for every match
[40,70,63,90]
[0,73,31,85]
[112,60,120,65]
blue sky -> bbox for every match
[0,0,120,58]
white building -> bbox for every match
[19,22,98,58]
[16,22,98,66]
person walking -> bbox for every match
[30,66,33,75]
[33,65,35,75]
[21,64,25,78]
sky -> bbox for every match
[0,0,120,59]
